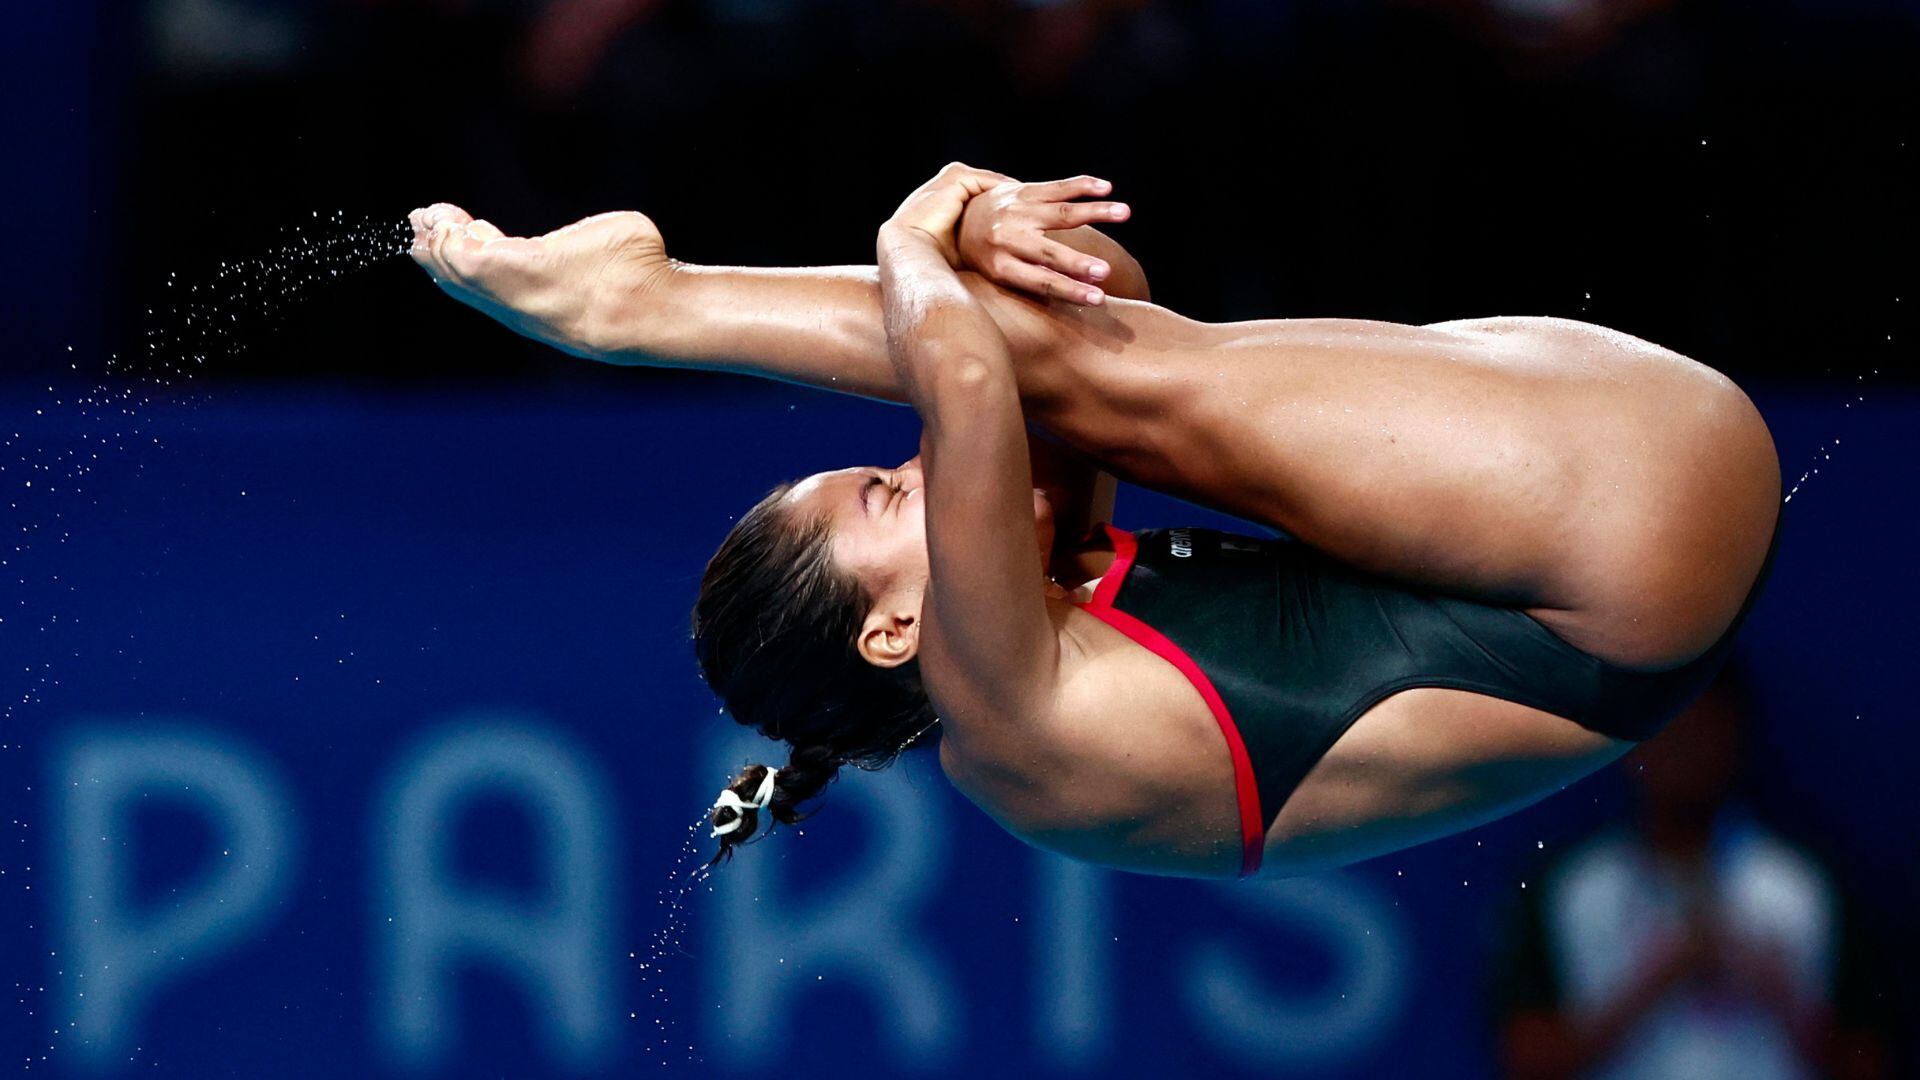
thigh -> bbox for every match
[1012,305,1781,668]
[1261,687,1630,876]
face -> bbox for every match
[785,456,932,596]
[784,454,1058,597]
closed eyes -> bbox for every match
[861,474,900,515]
[861,475,880,513]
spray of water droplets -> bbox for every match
[4,212,410,728]
[4,212,412,1064]
[629,815,721,1067]
[116,210,413,384]
[1783,368,1881,505]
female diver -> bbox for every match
[409,164,1780,879]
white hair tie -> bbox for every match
[709,767,781,838]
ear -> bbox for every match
[856,602,921,669]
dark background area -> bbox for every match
[7,0,1917,386]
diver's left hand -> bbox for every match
[957,176,1130,306]
[883,162,1015,265]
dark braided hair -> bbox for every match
[693,481,939,864]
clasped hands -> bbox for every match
[883,161,1132,306]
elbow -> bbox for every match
[926,357,1018,417]
[914,339,1017,399]
[940,355,1013,394]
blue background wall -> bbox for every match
[0,366,1911,1077]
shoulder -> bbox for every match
[930,623,1126,829]
[937,604,1223,829]
[935,717,1081,838]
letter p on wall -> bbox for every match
[53,728,298,1067]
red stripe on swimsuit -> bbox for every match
[1069,523,1266,878]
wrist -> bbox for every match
[877,220,930,252]
[878,221,955,263]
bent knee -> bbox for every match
[1549,391,1780,669]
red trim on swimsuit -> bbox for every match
[1071,523,1265,878]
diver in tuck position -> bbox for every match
[409,163,1780,879]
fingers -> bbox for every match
[983,203,1127,298]
[994,233,1108,283]
[1015,180,1128,302]
[997,257,1105,306]
[941,168,1129,304]
[1019,175,1112,203]
[1008,175,1129,230]
[1039,200,1131,229]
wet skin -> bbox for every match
[410,202,1780,877]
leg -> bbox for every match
[409,203,1148,406]
[1008,303,1781,669]
[1264,687,1632,875]
[411,206,1778,666]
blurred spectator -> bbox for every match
[1492,670,1890,1080]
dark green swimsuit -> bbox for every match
[1070,522,1778,877]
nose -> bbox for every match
[898,456,925,489]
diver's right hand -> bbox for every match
[408,203,670,358]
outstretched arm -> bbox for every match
[407,181,1140,404]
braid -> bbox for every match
[768,742,841,825]
[706,743,846,866]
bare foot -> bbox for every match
[408,203,670,358]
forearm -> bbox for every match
[877,225,1015,402]
[876,220,1056,708]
